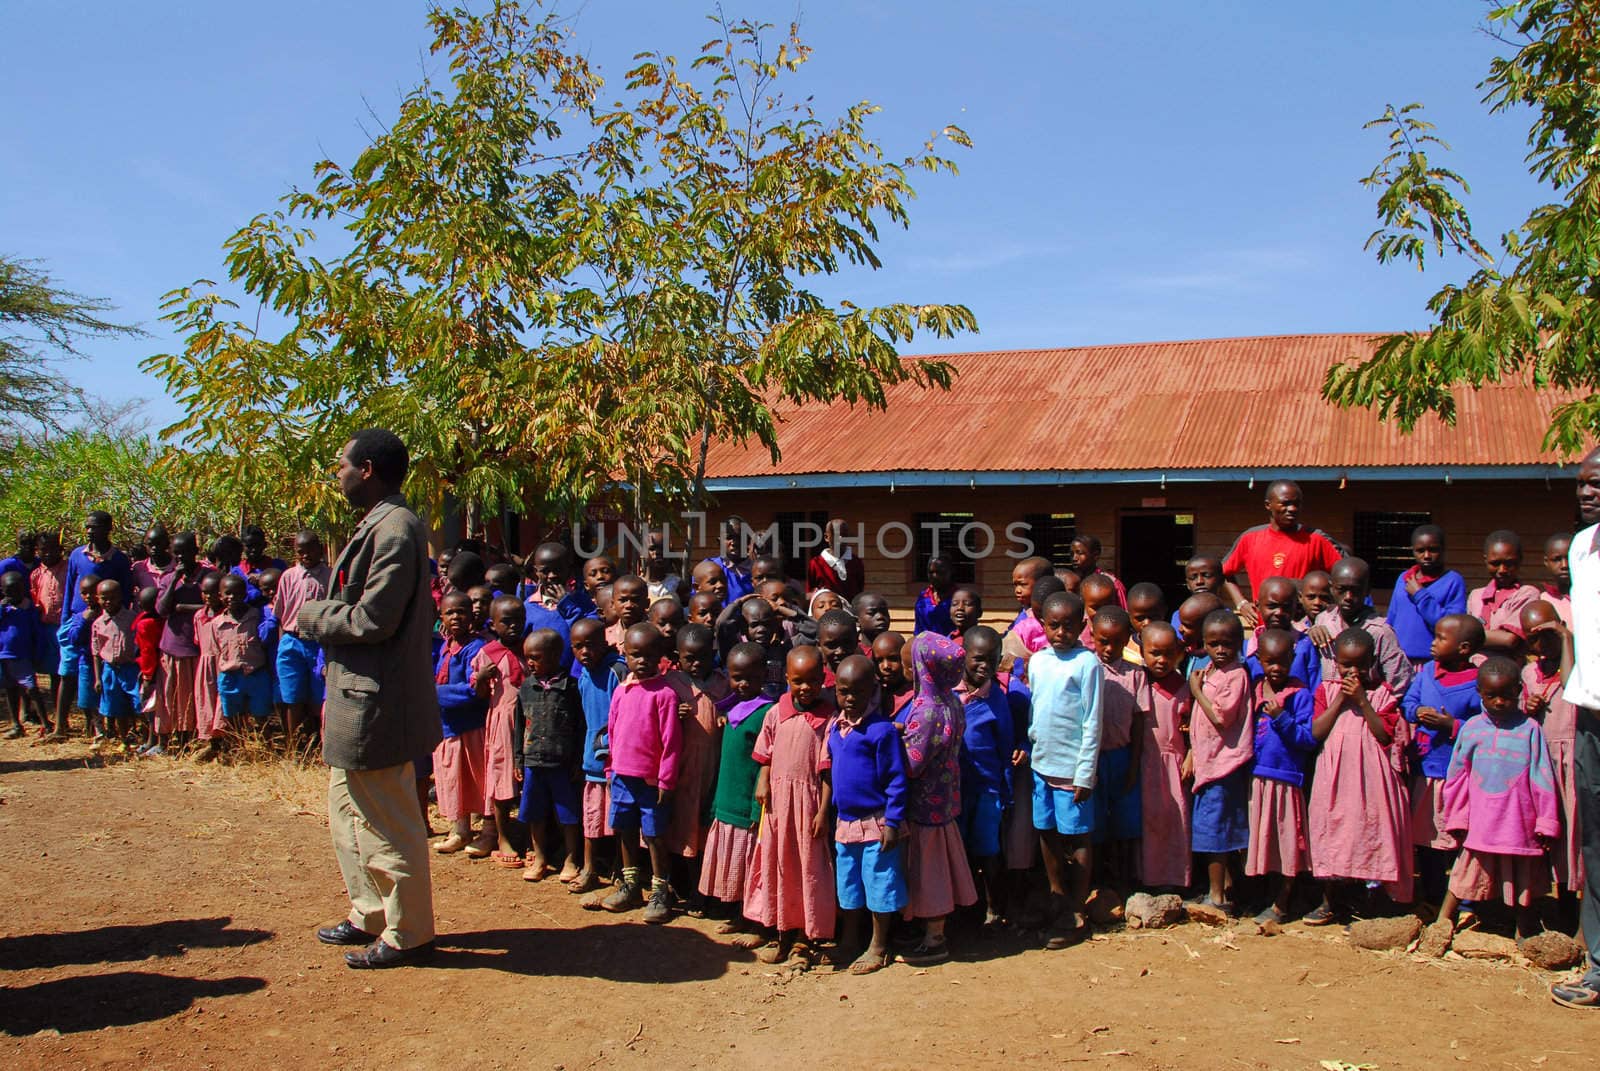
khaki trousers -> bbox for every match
[328,762,435,949]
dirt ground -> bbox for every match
[0,735,1593,1071]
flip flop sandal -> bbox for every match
[848,950,893,975]
[522,863,552,882]
[433,833,468,854]
[567,872,604,894]
[464,840,494,859]
[491,851,524,869]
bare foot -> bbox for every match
[522,859,552,882]
[849,947,892,974]
[557,861,581,883]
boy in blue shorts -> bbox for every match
[821,653,907,974]
[213,573,273,738]
[1026,590,1103,949]
[275,531,331,751]
[514,628,585,882]
[90,579,140,749]
[957,625,1019,927]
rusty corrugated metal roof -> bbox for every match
[701,333,1574,477]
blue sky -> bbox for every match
[3,1,1538,431]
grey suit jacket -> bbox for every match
[299,494,441,771]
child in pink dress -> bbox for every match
[1089,607,1149,894]
[432,592,490,856]
[699,643,774,948]
[1307,628,1413,923]
[744,646,837,964]
[1520,600,1584,907]
[1433,655,1560,943]
[1187,610,1253,914]
[473,595,526,866]
[193,575,224,756]
[1138,623,1192,889]
[1540,532,1574,627]
[1467,529,1541,659]
[897,632,978,966]
[1244,629,1316,924]
[666,624,733,904]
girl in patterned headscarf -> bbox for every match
[896,632,978,965]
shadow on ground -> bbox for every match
[437,922,752,981]
[0,971,268,1035]
[0,917,273,971]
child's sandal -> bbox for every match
[848,949,893,975]
[1302,904,1336,926]
[490,850,524,869]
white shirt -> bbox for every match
[1563,523,1600,709]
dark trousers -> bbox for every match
[1577,711,1600,982]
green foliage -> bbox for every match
[0,256,142,434]
[1326,1,1600,455]
[146,1,975,527]
[0,423,299,545]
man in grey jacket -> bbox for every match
[301,428,441,969]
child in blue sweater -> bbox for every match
[0,570,48,738]
[821,654,908,974]
[1388,524,1468,665]
[1401,612,1484,904]
[958,625,1020,927]
[432,592,490,855]
[1243,629,1317,923]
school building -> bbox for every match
[690,333,1581,619]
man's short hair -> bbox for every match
[348,428,409,485]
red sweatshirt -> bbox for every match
[134,611,164,677]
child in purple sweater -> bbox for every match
[1431,655,1560,946]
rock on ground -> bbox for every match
[1417,919,1454,958]
[1347,915,1422,951]
[1184,900,1230,928]
[1087,887,1125,926]
[1518,931,1585,970]
[1450,930,1518,961]
[1125,893,1185,930]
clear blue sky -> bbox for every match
[3,1,1538,431]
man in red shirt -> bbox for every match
[1221,480,1344,609]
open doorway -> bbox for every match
[1118,510,1196,609]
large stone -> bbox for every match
[1347,915,1422,951]
[1518,931,1585,971]
[1416,919,1454,959]
[1183,900,1230,928]
[1124,892,1185,930]
[1450,930,1518,961]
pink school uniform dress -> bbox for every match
[1467,580,1540,652]
[1244,680,1316,879]
[1189,663,1253,855]
[1541,584,1573,628]
[432,636,489,822]
[743,693,837,940]
[1441,710,1560,907]
[665,671,733,858]
[1140,673,1193,887]
[1308,680,1413,901]
[193,607,222,741]
[898,633,978,920]
[472,639,525,811]
[1524,661,1584,891]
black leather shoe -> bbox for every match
[344,939,436,969]
[317,921,377,946]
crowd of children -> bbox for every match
[0,512,1586,971]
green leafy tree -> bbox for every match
[582,15,977,506]
[146,1,607,531]
[1325,1,1600,452]
[0,255,142,435]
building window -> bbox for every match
[1020,512,1079,570]
[772,510,830,582]
[913,512,978,585]
[1352,511,1432,589]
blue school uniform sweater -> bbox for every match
[826,710,909,825]
[914,589,953,636]
[961,675,1022,799]
[578,656,625,781]
[523,600,576,675]
[1025,645,1103,787]
[1251,681,1317,786]
[1387,570,1468,661]
[1401,661,1481,780]
[0,601,47,662]
[62,546,133,616]
[1245,631,1322,691]
[435,637,488,738]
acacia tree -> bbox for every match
[1325,0,1600,452]
[146,1,608,530]
[149,2,976,530]
[0,255,141,435]
[585,16,977,506]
